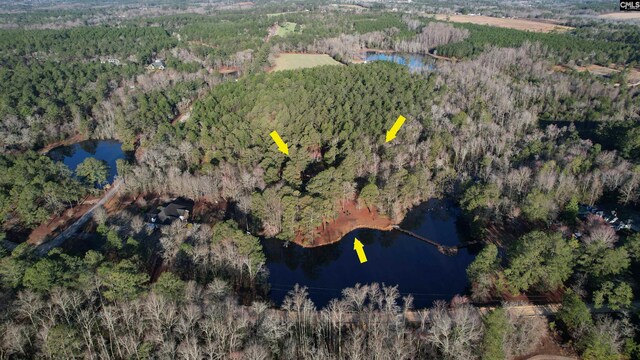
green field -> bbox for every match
[275,22,299,36]
[272,53,342,71]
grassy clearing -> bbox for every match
[599,12,640,20]
[328,4,367,10]
[275,22,299,36]
[271,53,342,72]
[266,11,305,17]
[433,14,573,33]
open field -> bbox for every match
[599,12,640,20]
[275,22,298,36]
[217,1,253,10]
[433,14,573,33]
[266,10,306,17]
[578,65,640,86]
[328,4,367,10]
[554,64,640,86]
[271,53,342,72]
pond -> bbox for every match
[262,200,477,309]
[48,139,128,186]
[364,52,437,72]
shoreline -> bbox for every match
[291,200,396,248]
[294,223,397,248]
[37,133,87,155]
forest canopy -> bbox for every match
[180,62,436,242]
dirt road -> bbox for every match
[36,179,124,256]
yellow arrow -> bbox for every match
[269,130,289,155]
[385,115,406,142]
[354,238,367,263]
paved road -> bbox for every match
[35,179,124,256]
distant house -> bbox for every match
[100,58,120,65]
[148,198,193,225]
[147,59,166,70]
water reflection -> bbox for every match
[364,52,437,72]
[262,199,476,308]
[48,140,128,186]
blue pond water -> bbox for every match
[48,140,127,186]
[364,52,436,72]
[262,200,476,309]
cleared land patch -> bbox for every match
[275,22,299,36]
[328,4,367,10]
[433,14,573,33]
[599,12,640,20]
[554,64,640,86]
[271,53,342,72]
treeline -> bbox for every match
[394,21,469,54]
[435,22,634,64]
[0,60,136,150]
[110,44,640,248]
[112,78,207,150]
[595,120,640,161]
[0,152,86,229]
[117,62,436,242]
[0,245,634,360]
[0,209,265,298]
[303,22,466,63]
[153,14,271,60]
[269,12,414,54]
[571,22,640,64]
[0,20,210,151]
[468,229,640,309]
[178,62,435,242]
[0,26,176,62]
[1,162,637,360]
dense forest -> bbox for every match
[2,1,640,359]
[434,22,637,64]
[2,206,637,359]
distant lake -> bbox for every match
[262,200,477,309]
[364,52,436,72]
[48,140,128,186]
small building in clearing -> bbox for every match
[148,198,193,225]
[147,59,166,70]
[100,58,121,65]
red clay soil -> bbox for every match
[293,200,395,247]
[27,183,132,246]
[499,287,565,305]
[103,191,139,214]
[27,195,100,245]
[218,66,240,74]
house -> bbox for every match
[147,59,166,70]
[100,58,120,65]
[148,198,193,225]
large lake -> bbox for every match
[262,200,477,309]
[48,139,127,185]
[364,52,436,72]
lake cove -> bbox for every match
[263,200,477,308]
[48,139,128,185]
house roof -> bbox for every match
[157,203,188,222]
[151,59,165,67]
[150,199,193,224]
